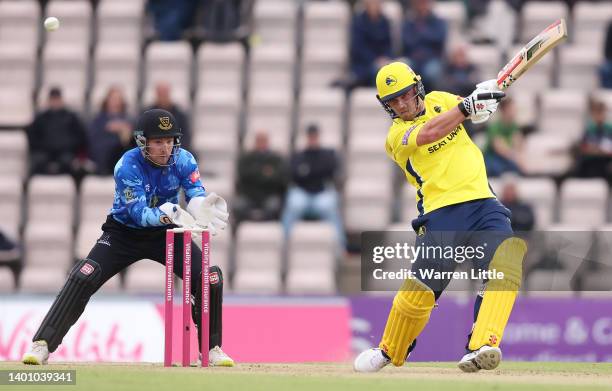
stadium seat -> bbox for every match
[286,222,336,294]
[197,42,245,94]
[0,175,23,241]
[193,89,241,141]
[124,259,165,294]
[572,2,612,50]
[0,87,34,127]
[559,45,602,91]
[97,274,122,293]
[27,175,76,225]
[0,42,37,92]
[145,41,193,91]
[246,89,292,154]
[253,0,298,46]
[75,222,102,261]
[520,1,568,43]
[0,0,40,48]
[45,0,92,49]
[249,44,295,95]
[539,89,588,142]
[302,0,350,88]
[0,268,15,293]
[233,222,283,294]
[0,130,28,179]
[516,177,557,229]
[433,1,466,40]
[41,44,89,112]
[97,0,144,46]
[505,90,537,127]
[344,176,392,232]
[92,43,140,112]
[303,0,350,50]
[23,223,74,272]
[560,179,609,226]
[19,267,66,293]
[347,136,394,180]
[466,45,503,84]
[296,88,344,150]
[381,0,402,54]
[79,176,115,224]
[522,134,573,176]
[348,88,391,142]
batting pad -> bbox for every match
[379,278,435,366]
[469,237,527,351]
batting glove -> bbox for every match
[458,89,505,124]
[186,193,229,236]
[476,79,502,92]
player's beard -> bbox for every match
[400,96,424,121]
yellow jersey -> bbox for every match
[385,90,494,216]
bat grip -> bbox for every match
[476,92,506,101]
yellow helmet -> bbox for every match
[376,62,425,118]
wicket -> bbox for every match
[164,227,210,367]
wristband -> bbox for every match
[458,99,470,117]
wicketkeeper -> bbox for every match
[22,109,234,367]
[354,62,527,373]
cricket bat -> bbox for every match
[496,19,568,90]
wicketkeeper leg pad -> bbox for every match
[193,265,223,351]
[33,259,102,352]
[468,237,527,351]
[379,278,435,366]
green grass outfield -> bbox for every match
[1,361,611,391]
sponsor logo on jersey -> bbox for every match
[80,263,95,276]
[158,116,173,130]
[402,125,418,145]
[123,187,135,202]
[434,105,442,113]
[190,170,201,184]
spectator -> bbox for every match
[599,22,612,88]
[200,0,254,42]
[401,0,447,90]
[234,131,288,224]
[148,0,198,41]
[574,99,612,181]
[281,124,346,250]
[482,98,524,177]
[146,82,191,150]
[499,174,535,232]
[348,0,393,88]
[26,87,89,178]
[0,229,20,289]
[438,43,479,97]
[89,86,135,175]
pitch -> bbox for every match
[1,362,611,391]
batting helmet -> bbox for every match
[375,62,425,119]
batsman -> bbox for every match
[354,62,527,373]
[22,109,234,367]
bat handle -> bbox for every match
[476,92,506,101]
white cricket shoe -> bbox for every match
[457,346,502,373]
[353,348,391,373]
[22,340,49,365]
[208,346,235,367]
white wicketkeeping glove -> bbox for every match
[186,193,229,236]
[159,202,197,228]
[459,87,505,124]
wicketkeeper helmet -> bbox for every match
[134,108,182,166]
